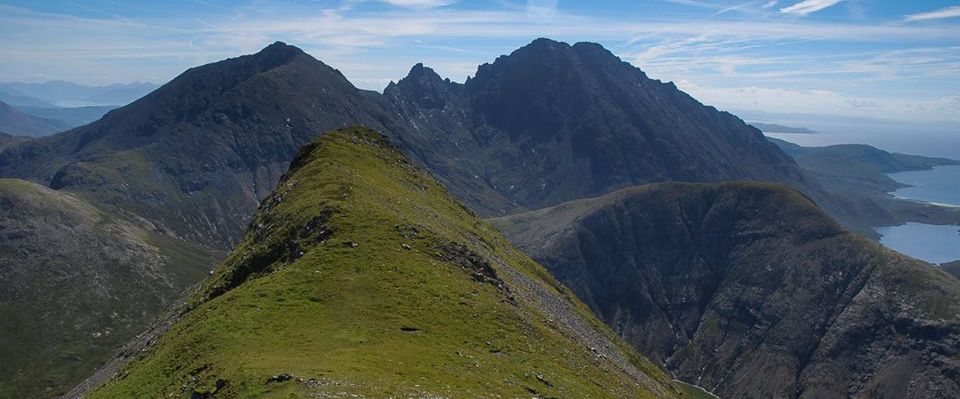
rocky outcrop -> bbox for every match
[494,182,960,399]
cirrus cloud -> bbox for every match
[905,6,960,22]
[779,0,842,16]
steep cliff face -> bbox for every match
[79,127,685,399]
[494,182,960,399]
[0,179,220,399]
[384,38,808,216]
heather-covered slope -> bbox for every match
[0,42,405,249]
[494,182,960,399]
[80,127,685,399]
[0,179,220,399]
[383,38,808,216]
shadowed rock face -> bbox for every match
[384,38,808,216]
[494,181,960,399]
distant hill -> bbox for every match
[750,122,816,134]
[493,181,960,398]
[0,99,69,137]
[74,128,684,399]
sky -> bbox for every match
[1,0,959,123]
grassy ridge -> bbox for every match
[87,127,683,398]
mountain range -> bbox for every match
[0,39,820,249]
[0,81,159,108]
[0,39,958,398]
[381,38,808,216]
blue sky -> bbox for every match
[1,0,959,122]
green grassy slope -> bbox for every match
[86,127,684,399]
[0,179,221,399]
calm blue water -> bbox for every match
[876,223,960,264]
[880,165,960,263]
[767,121,960,264]
[890,165,960,207]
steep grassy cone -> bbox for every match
[84,127,684,398]
[494,182,960,398]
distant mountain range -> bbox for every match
[1,40,959,398]
[0,81,157,134]
[0,81,159,108]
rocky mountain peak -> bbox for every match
[385,62,459,109]
[256,40,305,61]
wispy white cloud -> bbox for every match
[526,0,559,22]
[762,1,778,9]
[905,5,960,22]
[779,0,842,16]
[713,1,754,16]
